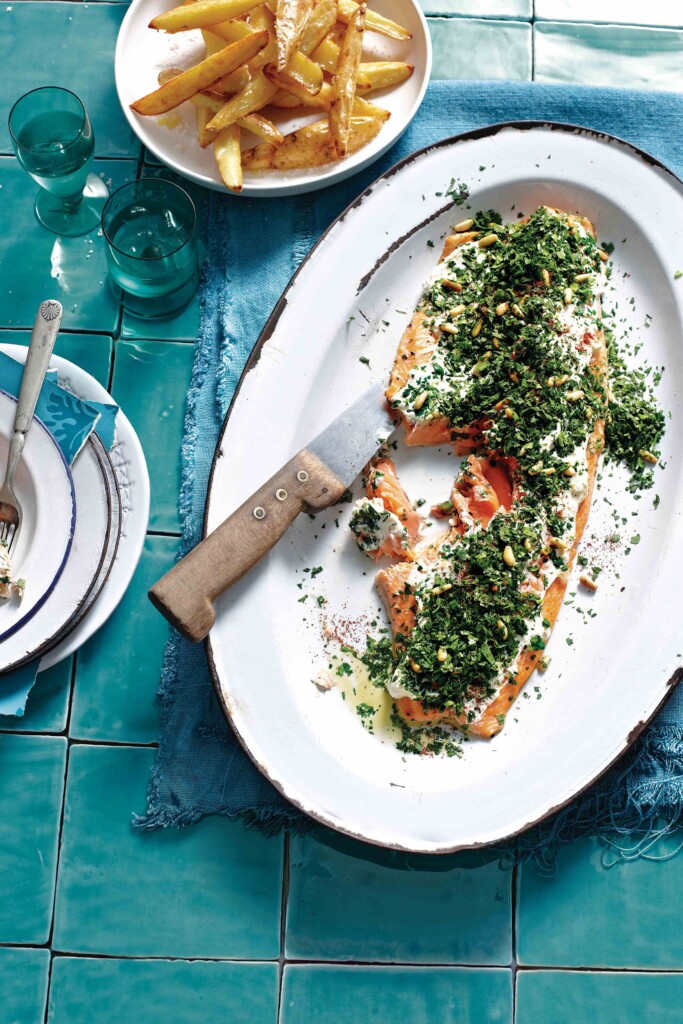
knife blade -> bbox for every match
[149,383,396,643]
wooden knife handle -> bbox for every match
[148,449,347,642]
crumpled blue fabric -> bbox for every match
[136,80,683,862]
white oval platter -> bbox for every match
[0,346,151,671]
[0,392,76,665]
[205,123,683,852]
[115,0,431,197]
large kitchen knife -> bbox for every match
[149,383,396,642]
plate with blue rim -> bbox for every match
[0,389,77,670]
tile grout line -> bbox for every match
[511,861,519,1023]
[276,830,291,1023]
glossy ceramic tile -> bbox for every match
[111,340,193,533]
[0,735,67,944]
[534,22,683,91]
[287,829,512,964]
[70,535,178,743]
[421,0,531,18]
[53,744,284,957]
[534,0,683,28]
[517,835,683,968]
[517,970,683,1023]
[0,157,135,334]
[281,965,513,1024]
[48,957,279,1024]
[0,2,138,158]
[0,657,73,734]
[121,293,201,344]
[428,18,532,80]
[0,329,113,388]
[0,948,51,1024]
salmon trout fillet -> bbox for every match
[349,457,420,561]
[374,205,609,737]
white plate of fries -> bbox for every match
[115,0,431,196]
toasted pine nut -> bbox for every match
[451,304,467,317]
[524,537,533,552]
[538,656,551,673]
[454,218,474,232]
[442,279,463,292]
[502,545,516,567]
[566,389,585,401]
[509,370,519,383]
[437,648,447,662]
[563,466,576,477]
[504,407,515,419]
[472,319,483,338]
[579,574,598,592]
[541,268,551,286]
[495,302,509,316]
[511,303,523,318]
[492,337,500,349]
[529,461,543,475]
[563,287,574,305]
[550,536,568,552]
[410,660,422,673]
[640,449,658,464]
[575,273,591,282]
[478,234,499,248]
[547,376,555,387]
[496,620,508,640]
[555,373,569,385]
[413,391,429,411]
[598,249,609,261]
[542,467,556,476]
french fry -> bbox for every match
[196,104,214,146]
[356,61,414,93]
[242,115,383,170]
[132,31,269,115]
[202,29,230,55]
[309,34,370,86]
[214,124,243,191]
[150,0,263,32]
[337,0,411,40]
[241,113,284,144]
[309,35,340,73]
[203,72,279,141]
[268,90,305,108]
[298,0,337,55]
[264,69,389,120]
[275,0,314,71]
[329,3,365,157]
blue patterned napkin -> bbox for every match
[137,81,683,861]
[0,351,119,714]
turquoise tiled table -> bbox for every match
[1,3,682,1022]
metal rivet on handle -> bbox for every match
[253,506,266,520]
[275,488,287,501]
[297,470,309,482]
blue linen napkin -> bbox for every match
[0,352,119,714]
[137,81,683,860]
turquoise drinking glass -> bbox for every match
[8,87,108,237]
[101,178,199,320]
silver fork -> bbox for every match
[0,299,63,553]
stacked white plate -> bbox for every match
[0,346,150,675]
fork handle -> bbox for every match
[13,300,63,436]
